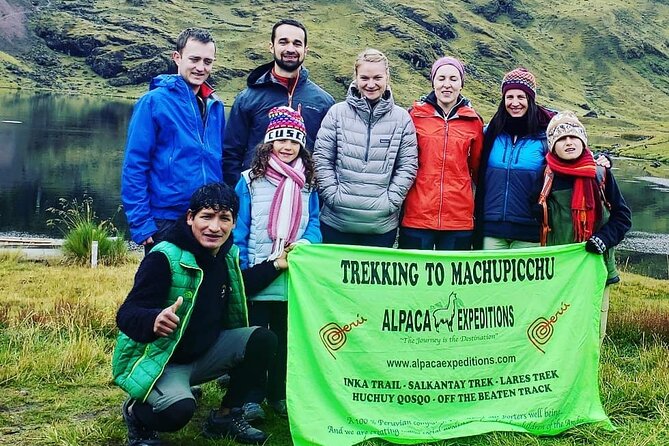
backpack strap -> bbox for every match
[538,165,554,246]
[595,165,611,210]
[541,138,549,154]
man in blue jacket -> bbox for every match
[222,18,335,186]
[122,28,225,251]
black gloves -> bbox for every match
[585,235,607,254]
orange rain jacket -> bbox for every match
[401,95,484,231]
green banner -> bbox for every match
[287,243,613,445]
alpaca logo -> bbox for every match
[432,292,464,333]
[319,314,368,359]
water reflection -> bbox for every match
[0,91,133,236]
[614,158,669,236]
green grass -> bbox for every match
[0,256,668,445]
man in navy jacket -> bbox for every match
[222,19,335,186]
[122,28,225,251]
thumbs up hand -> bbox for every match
[153,296,183,337]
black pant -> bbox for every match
[143,219,176,255]
[249,301,287,402]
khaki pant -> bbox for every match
[482,236,540,250]
[600,286,610,345]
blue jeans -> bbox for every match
[320,223,397,248]
[398,227,472,251]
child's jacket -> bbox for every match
[540,165,631,284]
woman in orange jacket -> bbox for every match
[399,56,484,250]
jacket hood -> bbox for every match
[149,74,217,97]
[346,82,394,123]
[247,61,310,88]
[150,74,185,91]
[166,218,233,263]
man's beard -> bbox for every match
[274,53,303,72]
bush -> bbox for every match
[47,196,129,266]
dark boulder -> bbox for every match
[396,6,457,40]
[87,48,125,77]
[474,0,533,28]
[86,44,168,82]
[125,56,171,84]
[34,15,107,56]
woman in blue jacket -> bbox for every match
[473,68,555,249]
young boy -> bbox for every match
[112,182,288,445]
[538,111,632,344]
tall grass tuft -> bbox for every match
[607,274,669,346]
[0,250,25,263]
[609,306,669,345]
[47,196,128,266]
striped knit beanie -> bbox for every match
[264,106,306,148]
[501,67,537,100]
[546,110,588,152]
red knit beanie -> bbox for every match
[264,106,306,149]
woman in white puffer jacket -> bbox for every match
[313,48,418,247]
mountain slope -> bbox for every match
[1,0,668,158]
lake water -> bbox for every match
[0,91,133,236]
[1,91,668,267]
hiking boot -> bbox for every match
[122,398,163,446]
[269,399,288,418]
[241,402,266,422]
[203,408,269,444]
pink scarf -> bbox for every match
[266,153,306,259]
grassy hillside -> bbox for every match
[1,0,668,158]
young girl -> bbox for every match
[234,106,321,418]
[538,111,631,344]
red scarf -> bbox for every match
[545,149,601,242]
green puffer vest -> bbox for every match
[546,183,619,284]
[111,241,248,401]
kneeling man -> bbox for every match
[112,182,287,445]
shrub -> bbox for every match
[47,196,129,266]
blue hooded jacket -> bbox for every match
[121,74,225,244]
